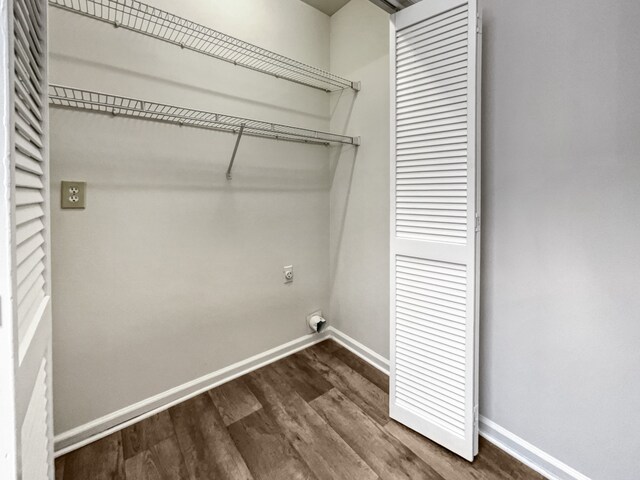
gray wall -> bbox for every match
[50,0,332,434]
[480,1,640,479]
[331,0,640,479]
[329,0,390,357]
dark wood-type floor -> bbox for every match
[55,340,544,480]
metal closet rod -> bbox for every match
[48,0,361,93]
[48,84,360,179]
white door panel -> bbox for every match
[0,0,53,478]
[390,0,481,461]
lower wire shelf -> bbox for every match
[48,84,360,146]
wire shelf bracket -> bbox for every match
[226,124,244,180]
[48,0,361,93]
[48,84,360,177]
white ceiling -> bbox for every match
[299,0,352,16]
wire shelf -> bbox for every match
[48,84,360,146]
[48,0,360,92]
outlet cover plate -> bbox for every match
[61,181,86,209]
[283,265,293,284]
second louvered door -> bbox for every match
[389,0,481,461]
[0,0,53,478]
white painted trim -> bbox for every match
[325,326,389,374]
[479,416,591,480]
[54,328,589,480]
[54,330,329,457]
[335,335,592,480]
[54,327,391,457]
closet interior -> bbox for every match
[1,0,634,479]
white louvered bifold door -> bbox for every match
[0,0,53,478]
[389,0,481,461]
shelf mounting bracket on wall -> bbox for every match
[226,124,245,180]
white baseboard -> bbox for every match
[54,328,589,480]
[326,326,389,374]
[326,331,590,480]
[54,330,329,457]
[54,327,390,457]
[479,416,591,480]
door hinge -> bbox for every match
[473,405,479,432]
[475,213,480,232]
[476,13,482,34]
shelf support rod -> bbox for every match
[226,124,245,180]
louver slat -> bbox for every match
[16,233,45,266]
[17,262,45,304]
[18,276,45,329]
[15,114,43,147]
[16,149,44,175]
[13,0,47,344]
[15,131,43,160]
[16,247,45,287]
[16,218,44,245]
[16,204,44,226]
[15,95,43,134]
[15,169,44,189]
[16,188,44,206]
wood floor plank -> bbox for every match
[124,451,162,480]
[245,365,378,480]
[55,456,65,480]
[124,436,192,480]
[299,345,389,425]
[332,345,389,394]
[169,392,253,480]
[315,339,342,354]
[121,410,176,459]
[385,420,479,480]
[227,408,317,480]
[208,377,262,426]
[56,342,545,480]
[385,421,508,480]
[270,352,333,403]
[310,388,444,480]
[59,431,125,480]
[474,438,546,480]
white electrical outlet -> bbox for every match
[283,265,293,284]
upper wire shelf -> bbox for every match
[48,84,360,146]
[48,0,360,93]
